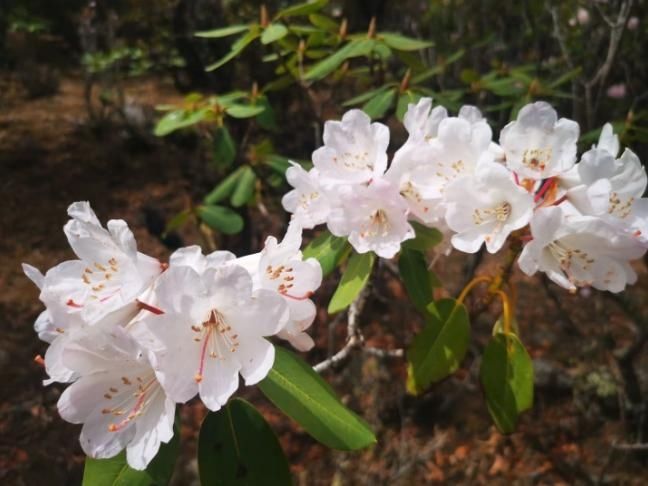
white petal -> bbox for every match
[237,337,275,385]
[199,356,240,411]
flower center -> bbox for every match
[522,147,552,171]
[299,191,319,209]
[102,372,159,432]
[192,309,240,383]
[608,192,634,219]
[472,202,511,225]
[81,257,122,303]
[360,209,391,239]
[333,150,372,171]
[548,240,595,286]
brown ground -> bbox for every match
[1,75,647,485]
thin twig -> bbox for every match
[584,0,634,129]
[314,285,369,373]
[612,442,648,451]
[363,347,404,359]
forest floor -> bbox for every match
[1,74,647,485]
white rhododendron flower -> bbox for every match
[22,202,162,384]
[416,113,495,195]
[386,103,495,226]
[140,253,288,411]
[312,109,389,184]
[444,162,534,253]
[236,223,322,351]
[402,97,448,141]
[57,327,175,470]
[328,179,414,258]
[385,141,443,224]
[569,142,647,243]
[518,207,644,292]
[23,202,162,327]
[281,163,332,229]
[500,101,580,180]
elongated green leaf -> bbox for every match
[163,209,191,237]
[480,332,534,434]
[402,222,443,252]
[328,251,375,314]
[261,23,288,44]
[213,126,236,168]
[230,166,257,207]
[302,230,350,277]
[263,154,291,175]
[549,67,582,89]
[304,39,375,80]
[379,33,432,51]
[204,167,244,205]
[343,85,392,107]
[197,205,244,234]
[225,104,266,118]
[154,108,209,136]
[82,418,180,486]
[398,248,434,314]
[206,28,260,71]
[198,398,291,486]
[259,347,376,450]
[308,13,338,31]
[362,88,396,119]
[407,298,470,394]
[195,25,250,38]
[255,96,277,131]
[276,0,328,19]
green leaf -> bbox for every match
[225,104,266,118]
[327,251,375,314]
[255,96,277,131]
[195,25,250,38]
[342,85,392,107]
[398,248,435,314]
[480,333,534,434]
[549,67,582,89]
[204,167,245,205]
[230,166,257,207]
[263,154,291,175]
[379,33,432,51]
[259,347,376,450]
[261,23,289,44]
[197,205,244,235]
[206,28,260,71]
[154,108,209,136]
[276,0,328,19]
[198,398,291,486]
[213,126,236,168]
[407,298,470,395]
[304,39,375,80]
[402,221,443,252]
[302,230,350,277]
[82,418,180,486]
[163,209,191,237]
[308,13,338,31]
[362,88,396,119]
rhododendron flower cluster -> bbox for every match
[23,203,321,470]
[283,99,647,292]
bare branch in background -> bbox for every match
[584,0,634,129]
[314,284,369,373]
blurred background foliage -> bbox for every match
[1,0,646,239]
[0,0,648,242]
[2,2,648,484]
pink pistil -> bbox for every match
[534,178,555,202]
[136,300,165,315]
